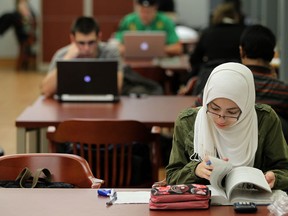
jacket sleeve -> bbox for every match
[255,104,288,190]
[166,108,209,185]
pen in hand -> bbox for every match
[206,159,213,173]
[206,160,212,166]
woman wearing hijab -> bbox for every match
[166,62,288,190]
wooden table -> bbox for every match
[124,55,190,94]
[0,188,270,216]
[124,55,190,71]
[16,95,196,153]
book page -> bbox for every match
[229,188,276,205]
[208,185,285,205]
[209,156,233,198]
[225,166,272,202]
[207,185,231,205]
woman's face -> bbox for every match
[206,98,242,129]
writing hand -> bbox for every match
[265,171,275,188]
[195,157,213,180]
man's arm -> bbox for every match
[117,70,123,95]
[163,14,183,56]
[165,42,183,56]
[40,69,57,98]
[40,43,79,98]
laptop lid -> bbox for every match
[123,31,166,59]
[56,59,119,102]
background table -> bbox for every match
[0,188,270,216]
[16,95,196,153]
[124,55,190,94]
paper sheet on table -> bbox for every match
[114,191,150,204]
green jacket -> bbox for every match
[114,12,179,45]
[166,104,288,190]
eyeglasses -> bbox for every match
[76,40,97,46]
[206,106,242,122]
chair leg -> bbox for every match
[16,42,36,71]
[0,147,4,156]
[16,44,25,71]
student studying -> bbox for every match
[114,0,182,57]
[40,16,163,98]
[166,62,288,192]
[40,16,123,98]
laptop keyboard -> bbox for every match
[61,94,115,102]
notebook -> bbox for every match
[56,59,119,102]
[123,31,166,59]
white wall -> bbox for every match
[175,0,210,29]
[0,0,40,58]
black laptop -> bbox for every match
[56,59,119,102]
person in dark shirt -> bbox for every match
[239,24,288,141]
[178,2,246,95]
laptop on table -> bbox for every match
[123,31,166,59]
[56,59,119,102]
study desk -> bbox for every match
[0,188,270,216]
[124,55,190,71]
[16,95,196,153]
[124,55,190,94]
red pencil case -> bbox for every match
[149,184,211,210]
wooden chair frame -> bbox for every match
[47,119,161,188]
[0,153,103,188]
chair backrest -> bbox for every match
[47,120,160,188]
[0,153,100,188]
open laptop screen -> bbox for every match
[123,31,166,59]
[56,59,119,102]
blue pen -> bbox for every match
[206,160,212,166]
[98,189,112,197]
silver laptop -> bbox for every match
[56,59,119,102]
[123,31,166,59]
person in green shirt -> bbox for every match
[166,62,288,190]
[114,0,182,56]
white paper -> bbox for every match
[114,191,150,204]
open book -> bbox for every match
[207,156,284,205]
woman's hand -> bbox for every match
[265,171,276,188]
[195,158,213,180]
[195,157,228,180]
